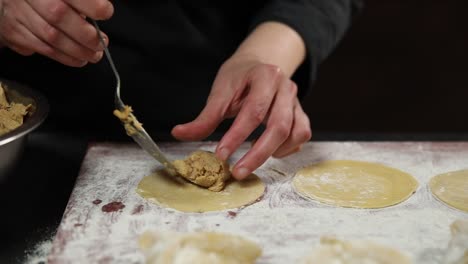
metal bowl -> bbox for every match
[0,79,49,181]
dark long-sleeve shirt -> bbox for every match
[0,0,363,137]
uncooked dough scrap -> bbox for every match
[292,160,419,208]
[300,237,412,264]
[429,169,468,212]
[443,219,468,264]
[138,230,262,264]
[136,169,264,212]
[299,237,412,264]
[173,150,230,192]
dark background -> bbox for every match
[1,1,468,263]
[305,0,468,135]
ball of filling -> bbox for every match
[173,151,231,192]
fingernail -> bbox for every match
[95,34,108,51]
[218,147,230,161]
[102,34,109,46]
[236,167,250,179]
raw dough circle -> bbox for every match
[292,160,419,208]
[299,237,412,264]
[429,169,468,212]
[136,170,265,212]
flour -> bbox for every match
[24,235,54,264]
[48,142,468,263]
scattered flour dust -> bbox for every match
[23,234,54,264]
[48,142,468,263]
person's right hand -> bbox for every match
[0,0,114,67]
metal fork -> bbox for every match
[91,20,177,175]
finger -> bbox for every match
[278,145,302,157]
[64,0,114,20]
[26,0,107,52]
[0,5,34,47]
[0,3,34,56]
[1,33,34,55]
[22,0,103,62]
[215,65,282,161]
[171,71,239,141]
[7,42,34,56]
[9,21,87,67]
[231,78,297,180]
[273,99,312,158]
[171,100,226,141]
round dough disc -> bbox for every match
[292,160,419,208]
[429,169,468,212]
[300,237,412,264]
[136,170,265,212]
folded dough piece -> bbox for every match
[138,231,262,264]
[299,237,412,264]
[173,150,231,192]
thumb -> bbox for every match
[172,65,240,141]
[171,94,228,141]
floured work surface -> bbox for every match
[49,142,468,263]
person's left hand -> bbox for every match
[171,54,312,180]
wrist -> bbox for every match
[234,22,306,77]
[228,50,265,66]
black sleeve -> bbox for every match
[250,0,364,97]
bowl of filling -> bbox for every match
[0,79,49,181]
